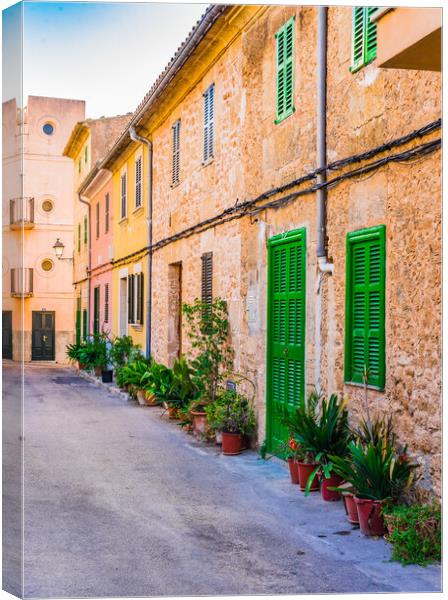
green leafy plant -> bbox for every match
[278,388,321,461]
[182,298,233,406]
[145,362,174,402]
[109,335,138,369]
[383,503,441,566]
[158,356,199,409]
[281,392,352,494]
[329,441,418,501]
[353,413,394,448]
[66,342,85,363]
[118,359,152,390]
[207,389,255,435]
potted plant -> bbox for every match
[283,391,351,499]
[164,356,199,418]
[66,342,86,369]
[211,390,255,455]
[279,389,321,491]
[118,359,153,405]
[182,297,233,437]
[330,441,418,536]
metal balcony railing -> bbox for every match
[10,197,34,229]
[10,268,33,297]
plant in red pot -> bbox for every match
[283,392,352,500]
[330,441,418,536]
[211,389,256,455]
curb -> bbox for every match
[72,367,131,402]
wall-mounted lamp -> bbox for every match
[53,238,73,262]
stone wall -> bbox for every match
[141,6,440,493]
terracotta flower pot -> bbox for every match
[287,458,299,484]
[191,410,208,438]
[94,366,102,377]
[136,389,147,406]
[145,392,158,406]
[77,361,87,370]
[320,473,343,501]
[297,462,320,492]
[167,406,179,419]
[342,492,359,524]
[354,497,386,536]
[222,431,243,455]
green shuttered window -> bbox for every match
[82,308,88,340]
[351,7,377,72]
[345,225,385,389]
[77,223,81,252]
[275,16,295,124]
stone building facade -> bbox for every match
[76,6,441,494]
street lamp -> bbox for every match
[53,238,73,262]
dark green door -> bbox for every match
[32,311,55,361]
[2,311,13,359]
[266,228,306,454]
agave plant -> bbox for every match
[329,441,418,501]
[165,356,199,409]
[281,392,352,495]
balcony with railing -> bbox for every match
[10,268,33,298]
[9,197,35,229]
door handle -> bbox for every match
[282,347,289,357]
[43,335,48,342]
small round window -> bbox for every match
[41,259,54,272]
[42,123,54,135]
[42,200,53,212]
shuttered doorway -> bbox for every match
[266,228,306,454]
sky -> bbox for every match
[3,1,207,118]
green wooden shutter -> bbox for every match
[104,283,109,324]
[128,274,134,324]
[351,7,377,72]
[82,308,88,340]
[345,225,385,389]
[77,223,81,252]
[365,7,378,64]
[275,16,295,124]
[105,193,109,233]
[172,120,181,186]
[84,216,88,245]
[203,85,214,163]
[76,296,81,344]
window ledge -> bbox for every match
[344,381,385,392]
[130,323,143,331]
[118,216,128,225]
[274,107,295,125]
[201,157,214,168]
[132,205,144,216]
[170,181,181,189]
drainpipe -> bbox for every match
[78,193,91,336]
[129,126,153,359]
[315,6,333,391]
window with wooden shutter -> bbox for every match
[104,283,109,324]
[135,156,142,208]
[77,223,81,252]
[84,216,88,245]
[201,252,213,306]
[84,145,88,164]
[76,296,81,344]
[136,273,144,325]
[128,274,134,324]
[171,120,181,186]
[121,172,127,219]
[275,16,295,124]
[105,192,110,233]
[350,7,377,72]
[82,308,88,340]
[96,202,100,239]
[203,84,215,163]
[345,225,385,389]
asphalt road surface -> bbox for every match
[3,364,441,597]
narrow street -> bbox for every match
[14,365,440,597]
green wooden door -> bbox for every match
[32,311,55,361]
[266,229,306,454]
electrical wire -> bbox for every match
[92,120,441,272]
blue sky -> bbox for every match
[4,1,207,117]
